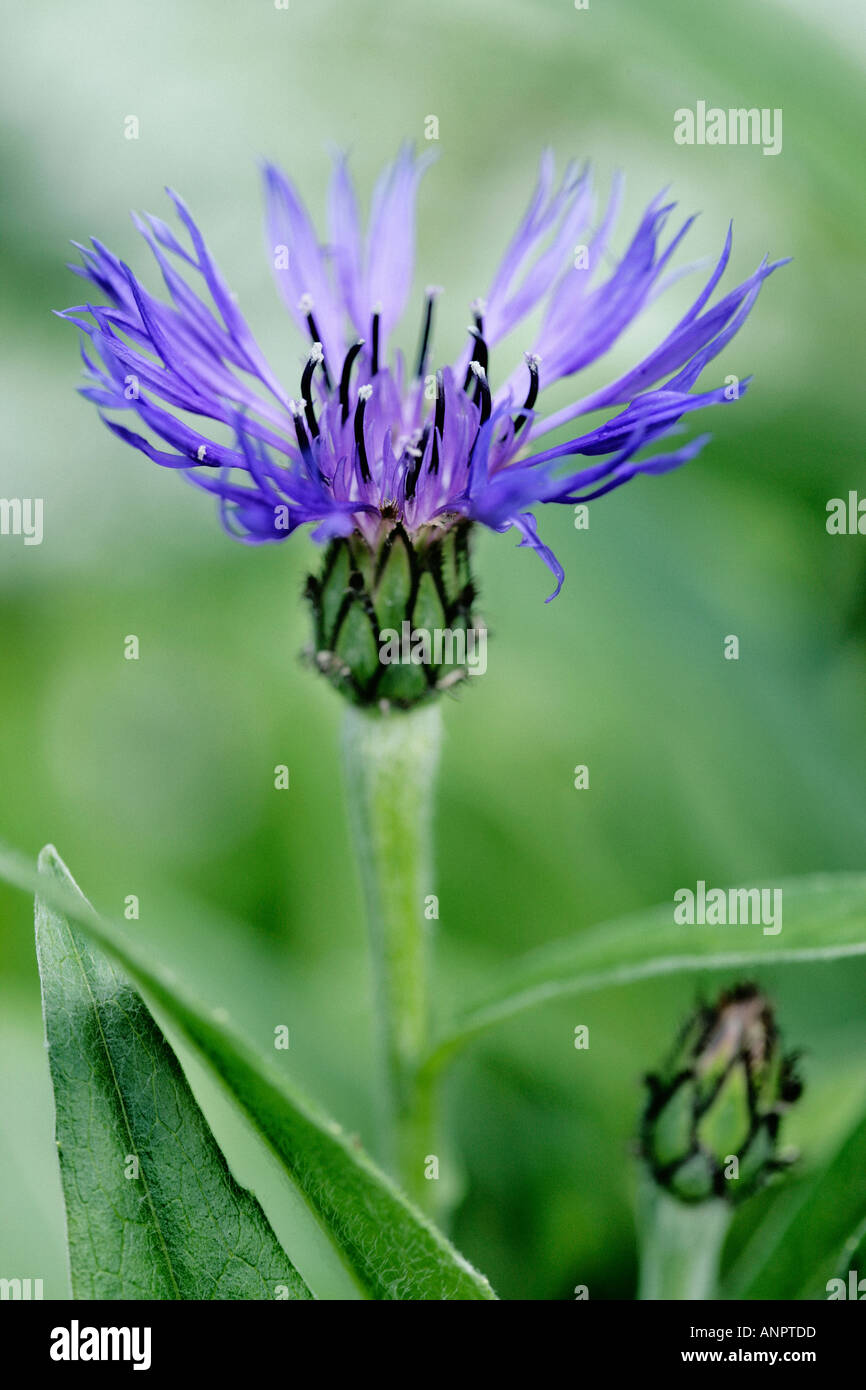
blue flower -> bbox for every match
[61,145,786,601]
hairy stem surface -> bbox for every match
[638,1182,732,1300]
[342,703,441,1209]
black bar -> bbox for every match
[2,1298,861,1375]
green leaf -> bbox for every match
[430,874,866,1066]
[9,842,496,1301]
[723,1102,866,1300]
[35,846,312,1301]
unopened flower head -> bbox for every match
[60,146,786,704]
[640,983,802,1205]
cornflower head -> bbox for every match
[640,983,803,1205]
[60,146,786,707]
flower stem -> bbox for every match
[637,1182,731,1300]
[342,702,441,1210]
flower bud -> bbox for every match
[640,983,802,1204]
[304,520,482,709]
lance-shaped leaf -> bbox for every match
[35,847,312,1300]
[429,874,866,1067]
[17,843,496,1301]
[724,1105,866,1300]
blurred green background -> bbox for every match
[1,0,864,1299]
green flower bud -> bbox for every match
[304,519,482,709]
[640,983,802,1205]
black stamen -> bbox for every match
[463,327,489,391]
[293,411,311,456]
[405,453,422,500]
[429,371,445,475]
[354,389,372,483]
[414,290,438,379]
[471,364,492,427]
[434,369,445,438]
[370,311,381,376]
[292,406,322,483]
[405,426,430,500]
[300,350,322,438]
[513,355,540,434]
[303,309,332,391]
[469,328,489,374]
[339,339,365,424]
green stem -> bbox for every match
[637,1182,732,1300]
[342,702,441,1210]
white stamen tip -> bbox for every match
[469,359,486,380]
[196,445,207,461]
[358,384,373,401]
[524,351,542,367]
[471,297,487,315]
[298,293,314,314]
[310,341,324,362]
[426,284,444,299]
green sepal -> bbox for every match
[305,520,480,709]
[640,984,803,1207]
